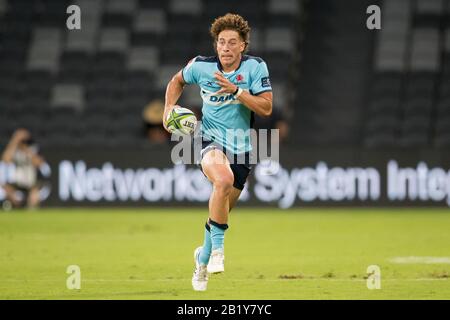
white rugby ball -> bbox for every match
[165,106,197,135]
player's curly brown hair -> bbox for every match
[210,13,251,53]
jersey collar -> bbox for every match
[217,55,247,74]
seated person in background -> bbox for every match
[1,129,49,210]
[142,100,170,144]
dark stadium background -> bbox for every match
[1,0,450,209]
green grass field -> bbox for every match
[0,208,449,300]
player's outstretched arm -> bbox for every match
[214,72,272,117]
[163,70,186,132]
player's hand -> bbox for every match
[162,108,172,133]
[214,72,238,95]
[162,105,178,133]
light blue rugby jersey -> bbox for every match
[182,55,272,154]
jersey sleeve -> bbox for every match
[181,57,199,85]
[250,61,272,95]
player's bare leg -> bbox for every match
[199,149,234,273]
[202,149,234,224]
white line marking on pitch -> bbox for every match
[389,256,450,264]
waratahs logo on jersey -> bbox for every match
[234,74,247,85]
[236,74,244,82]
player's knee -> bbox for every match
[213,175,234,196]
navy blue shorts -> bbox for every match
[199,140,252,190]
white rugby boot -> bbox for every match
[207,248,225,274]
[192,246,208,291]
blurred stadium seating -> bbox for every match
[0,0,449,149]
